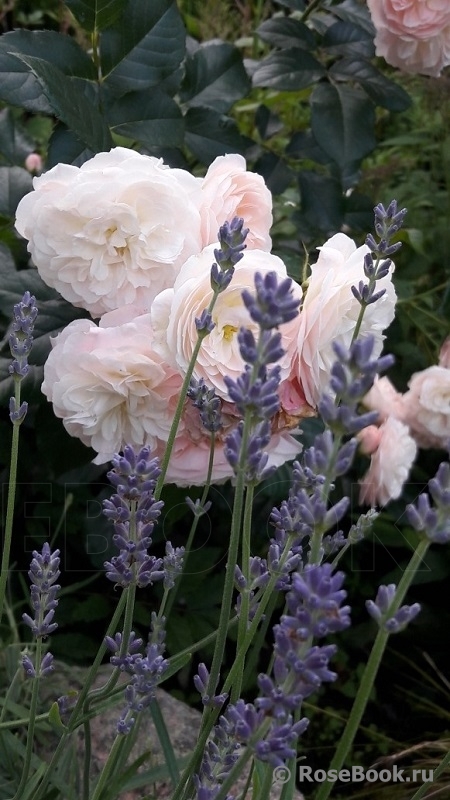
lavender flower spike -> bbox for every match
[103,446,165,588]
[9,291,38,379]
[22,543,60,638]
[242,271,301,329]
[366,584,421,633]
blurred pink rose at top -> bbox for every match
[367,0,450,77]
[359,416,417,507]
[24,153,43,173]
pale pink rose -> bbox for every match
[438,337,450,369]
[295,233,396,408]
[24,153,43,173]
[151,244,303,398]
[367,0,450,77]
[162,427,301,487]
[359,417,417,507]
[41,311,183,464]
[358,425,383,455]
[199,154,273,251]
[363,376,406,422]
[15,147,203,317]
[402,365,450,448]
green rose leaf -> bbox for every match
[184,107,251,165]
[107,89,184,147]
[0,109,36,167]
[0,244,89,365]
[65,0,125,31]
[101,0,185,94]
[0,167,32,216]
[329,58,412,112]
[46,125,95,168]
[323,21,375,59]
[256,18,315,50]
[12,55,113,153]
[310,83,376,184]
[273,0,307,10]
[0,29,96,113]
[298,171,344,234]
[252,49,325,91]
[180,42,251,114]
[331,0,375,34]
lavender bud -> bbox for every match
[8,291,38,380]
[22,543,60,638]
[241,271,301,330]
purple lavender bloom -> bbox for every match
[21,652,54,679]
[116,616,168,734]
[8,291,38,380]
[224,365,280,420]
[241,271,301,330]
[186,496,212,517]
[103,446,165,588]
[22,543,60,638]
[319,338,392,436]
[225,700,308,768]
[195,309,215,334]
[213,217,249,272]
[366,584,421,633]
[224,420,273,483]
[188,378,223,433]
[163,541,185,590]
[105,631,143,671]
[285,564,351,638]
[194,663,228,707]
[117,642,168,734]
[254,564,350,724]
[406,461,450,544]
[194,714,240,800]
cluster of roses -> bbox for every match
[367,0,450,78]
[15,145,427,503]
[359,341,450,505]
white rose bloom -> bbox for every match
[15,147,203,317]
[41,311,182,464]
[296,233,397,407]
[151,244,303,398]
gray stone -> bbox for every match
[40,662,304,799]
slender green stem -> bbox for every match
[0,382,22,627]
[82,719,92,800]
[163,433,215,623]
[90,733,127,800]
[300,0,323,23]
[155,290,221,499]
[0,711,49,731]
[11,637,43,800]
[172,537,296,800]
[314,537,431,800]
[30,592,128,800]
[232,481,255,702]
[0,665,22,724]
[150,698,180,786]
[409,747,450,800]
